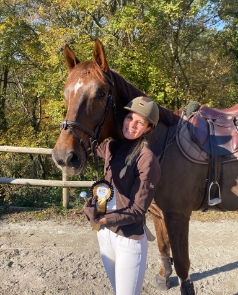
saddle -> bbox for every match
[188,105,238,156]
[178,103,238,208]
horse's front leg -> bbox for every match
[149,201,173,290]
[164,211,195,295]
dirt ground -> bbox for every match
[0,215,238,295]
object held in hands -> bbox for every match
[80,191,88,203]
[84,180,114,231]
[90,180,114,214]
[81,180,114,231]
[80,191,87,198]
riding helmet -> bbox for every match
[124,96,159,127]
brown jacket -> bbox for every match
[97,139,161,240]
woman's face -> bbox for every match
[122,112,151,140]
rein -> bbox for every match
[60,71,115,180]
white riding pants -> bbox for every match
[97,226,148,295]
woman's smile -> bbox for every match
[122,112,150,140]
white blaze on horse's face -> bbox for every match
[74,79,84,95]
[64,78,85,98]
[65,77,109,126]
[64,78,84,113]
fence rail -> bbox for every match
[0,146,94,208]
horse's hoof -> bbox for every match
[154,274,170,291]
[180,280,195,295]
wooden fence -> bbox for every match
[0,146,94,208]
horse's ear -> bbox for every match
[63,44,80,72]
[93,39,109,72]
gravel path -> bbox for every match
[0,219,238,295]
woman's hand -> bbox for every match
[83,196,99,227]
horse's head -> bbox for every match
[52,39,122,175]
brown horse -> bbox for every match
[52,39,238,295]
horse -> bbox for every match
[52,39,238,295]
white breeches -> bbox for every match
[97,226,148,295]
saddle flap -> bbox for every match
[214,115,234,127]
[189,114,208,146]
[213,115,238,154]
[232,131,238,151]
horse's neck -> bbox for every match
[148,121,177,158]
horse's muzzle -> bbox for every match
[52,150,86,175]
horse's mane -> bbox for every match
[110,69,179,126]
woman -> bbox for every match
[83,96,161,295]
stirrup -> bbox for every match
[208,181,222,206]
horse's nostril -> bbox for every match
[66,153,80,168]
[57,159,65,167]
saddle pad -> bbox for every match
[176,116,209,164]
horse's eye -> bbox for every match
[98,92,106,98]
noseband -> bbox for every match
[59,71,115,178]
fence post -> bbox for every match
[62,172,69,208]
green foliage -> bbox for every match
[0,185,62,208]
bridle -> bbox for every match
[59,71,115,179]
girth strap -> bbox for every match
[208,119,217,182]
